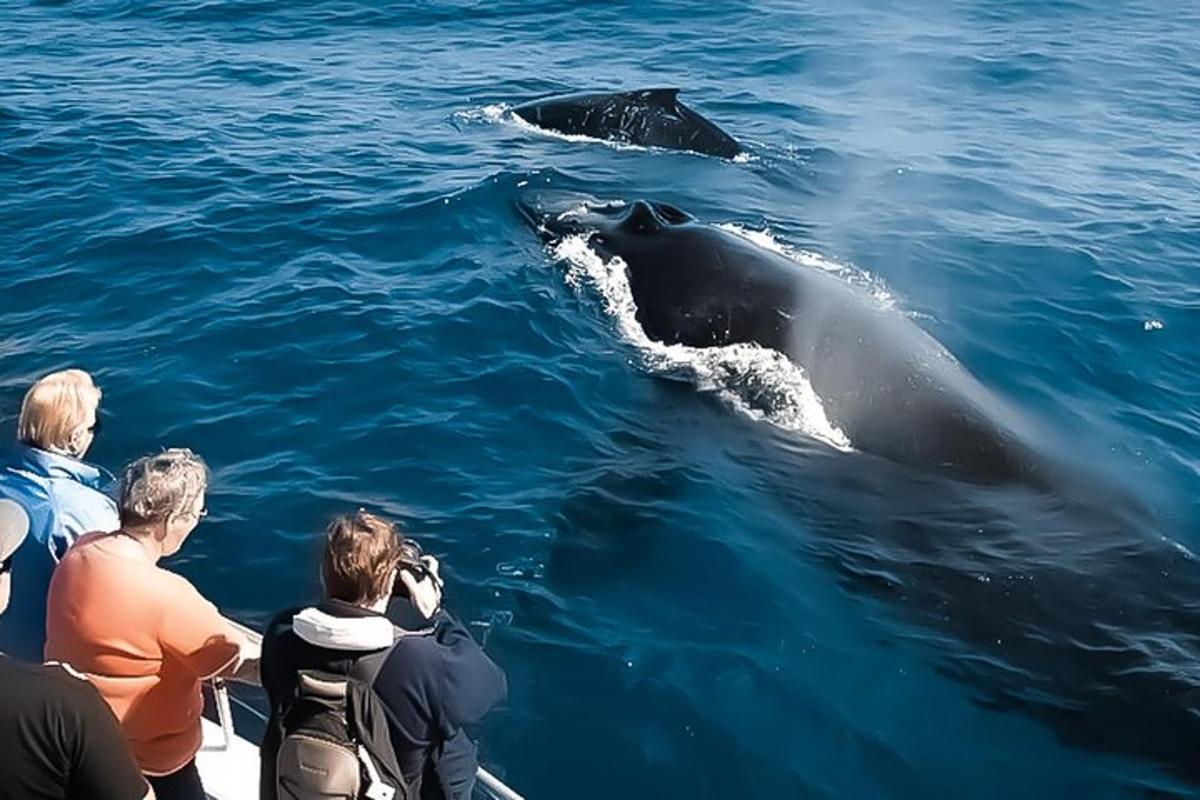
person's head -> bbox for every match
[118,448,209,557]
[0,499,31,615]
[321,510,410,608]
[18,369,103,458]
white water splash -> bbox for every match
[717,223,896,309]
[551,234,852,450]
[452,103,513,125]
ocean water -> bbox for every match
[3,1,1200,797]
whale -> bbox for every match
[519,188,1200,786]
[512,89,741,159]
[518,190,1047,485]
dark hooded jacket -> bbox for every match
[260,598,506,800]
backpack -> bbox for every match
[275,664,413,800]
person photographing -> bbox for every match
[260,510,506,800]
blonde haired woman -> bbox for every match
[0,369,119,659]
[1,368,118,556]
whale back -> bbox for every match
[592,200,1042,483]
[513,89,741,158]
[593,201,798,351]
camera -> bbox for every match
[393,538,430,598]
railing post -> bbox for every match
[212,678,235,751]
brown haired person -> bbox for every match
[0,499,154,800]
[259,511,507,800]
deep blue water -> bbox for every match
[3,1,1200,797]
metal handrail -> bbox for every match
[209,621,524,800]
[475,767,526,800]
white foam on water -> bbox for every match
[550,234,852,451]
[452,103,513,125]
[717,223,896,309]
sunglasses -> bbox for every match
[0,553,13,575]
[87,414,103,436]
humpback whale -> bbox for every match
[512,89,741,159]
[519,188,1200,786]
[519,190,1045,485]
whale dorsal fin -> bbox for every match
[631,88,681,107]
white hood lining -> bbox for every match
[292,607,396,652]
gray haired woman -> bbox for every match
[46,448,259,800]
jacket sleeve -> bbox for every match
[258,613,292,800]
[435,613,508,731]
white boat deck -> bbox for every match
[197,715,260,800]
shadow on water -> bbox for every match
[748,425,1200,792]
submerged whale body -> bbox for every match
[519,191,1045,485]
[512,89,741,159]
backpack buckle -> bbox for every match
[358,744,396,800]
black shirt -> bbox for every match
[0,655,148,800]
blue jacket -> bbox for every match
[0,443,119,560]
[0,443,119,660]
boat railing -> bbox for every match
[208,620,524,800]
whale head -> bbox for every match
[517,191,693,242]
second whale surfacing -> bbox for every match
[512,88,741,159]
[519,188,1200,786]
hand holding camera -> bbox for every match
[397,542,444,619]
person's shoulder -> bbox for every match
[49,533,94,577]
[47,477,118,522]
[261,606,308,654]
[0,463,50,513]
[0,653,45,683]
[264,606,303,637]
[62,531,108,555]
[381,613,468,670]
[38,661,99,693]
[45,469,107,495]
[151,562,203,590]
[143,565,219,618]
[0,657,98,707]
